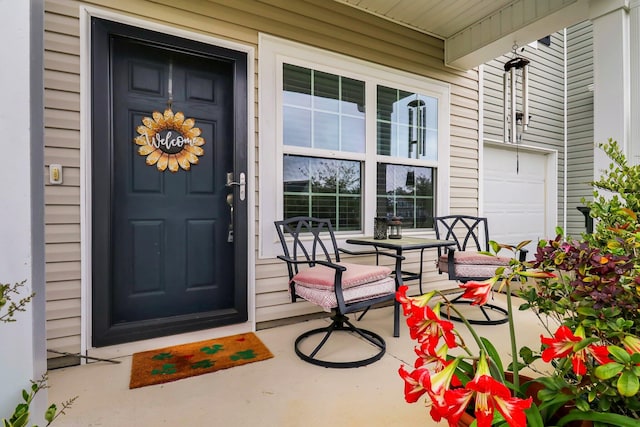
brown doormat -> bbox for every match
[129,332,274,389]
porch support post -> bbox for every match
[630,0,640,164]
[0,0,47,420]
[589,0,631,176]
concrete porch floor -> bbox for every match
[48,295,547,427]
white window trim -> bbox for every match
[258,33,450,259]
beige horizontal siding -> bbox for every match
[45,51,80,73]
[44,1,82,362]
[45,129,80,149]
[45,0,80,17]
[46,279,82,300]
[45,224,81,243]
[47,335,82,356]
[45,243,81,263]
[44,0,479,357]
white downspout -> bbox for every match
[478,64,485,217]
[563,28,568,232]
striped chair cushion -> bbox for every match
[292,262,391,290]
[438,252,511,278]
[294,276,396,311]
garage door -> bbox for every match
[482,144,556,256]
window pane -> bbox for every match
[415,198,434,228]
[283,64,364,153]
[314,71,340,112]
[284,155,362,231]
[283,106,311,147]
[284,194,309,218]
[341,77,365,117]
[339,196,361,230]
[283,64,311,107]
[376,163,434,229]
[312,196,337,223]
[342,116,365,153]
[377,85,438,161]
[313,111,339,151]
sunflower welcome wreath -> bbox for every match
[134,108,205,172]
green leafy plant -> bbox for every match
[513,140,640,421]
[1,280,76,427]
[397,140,640,426]
[0,281,34,323]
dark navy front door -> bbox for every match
[91,19,248,346]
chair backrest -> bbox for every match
[434,215,490,254]
[273,216,341,280]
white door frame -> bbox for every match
[79,6,256,360]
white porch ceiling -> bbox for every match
[335,0,590,69]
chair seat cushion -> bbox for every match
[292,262,391,290]
[438,252,511,278]
[294,276,396,310]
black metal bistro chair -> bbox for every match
[434,215,527,325]
[274,216,403,368]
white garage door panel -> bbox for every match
[483,145,555,256]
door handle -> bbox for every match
[226,193,234,243]
[226,172,246,201]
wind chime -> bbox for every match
[503,49,530,145]
[502,46,530,173]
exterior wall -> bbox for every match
[43,0,479,358]
[482,32,567,233]
[565,21,594,238]
[0,0,47,416]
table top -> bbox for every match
[346,236,455,251]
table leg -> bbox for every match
[394,247,401,337]
[394,299,400,337]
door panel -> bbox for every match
[91,19,248,346]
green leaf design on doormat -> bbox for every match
[191,359,214,369]
[200,344,223,355]
[151,363,177,375]
[152,352,173,360]
[230,349,257,361]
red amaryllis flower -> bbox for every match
[398,365,430,403]
[459,277,497,306]
[467,375,532,427]
[396,285,435,315]
[571,344,611,376]
[541,325,582,362]
[540,326,605,375]
[588,345,613,366]
[440,387,474,426]
[465,354,532,427]
[422,359,462,423]
[414,343,462,386]
[406,303,457,352]
[414,342,448,369]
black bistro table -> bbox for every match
[345,236,455,337]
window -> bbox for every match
[282,64,365,231]
[260,34,450,257]
[284,155,362,230]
